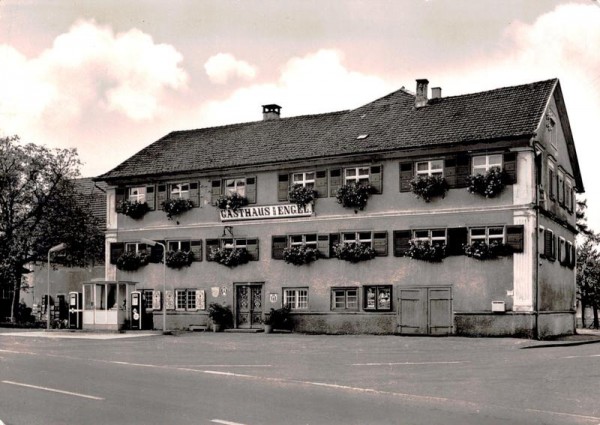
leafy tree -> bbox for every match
[575,199,600,328]
[0,136,104,322]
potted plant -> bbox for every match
[405,239,446,262]
[165,250,194,269]
[116,200,150,219]
[264,305,292,333]
[463,240,511,260]
[410,175,448,202]
[215,192,249,211]
[288,184,317,208]
[333,242,377,263]
[335,182,375,211]
[467,167,505,198]
[209,247,250,267]
[283,244,319,266]
[162,198,194,220]
[208,303,233,332]
[116,250,150,271]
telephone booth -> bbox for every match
[81,280,137,330]
[68,292,82,329]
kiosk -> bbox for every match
[81,280,137,330]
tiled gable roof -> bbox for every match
[98,79,557,181]
[73,178,107,229]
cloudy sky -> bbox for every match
[0,0,599,227]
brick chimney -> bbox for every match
[262,104,281,120]
[431,87,442,100]
[415,79,429,108]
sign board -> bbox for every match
[269,293,278,303]
[220,203,313,222]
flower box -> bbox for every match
[335,182,374,211]
[209,247,250,267]
[409,175,448,202]
[333,242,376,263]
[162,198,194,220]
[288,184,317,208]
[283,244,319,265]
[405,240,446,262]
[215,193,249,211]
[116,251,150,271]
[116,200,150,220]
[463,240,511,260]
[165,250,194,268]
[467,167,505,198]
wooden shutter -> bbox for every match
[189,182,200,207]
[146,185,156,210]
[329,233,340,258]
[152,290,161,310]
[315,170,328,198]
[115,188,126,211]
[372,231,388,256]
[205,239,219,261]
[149,240,165,263]
[110,242,125,264]
[191,240,202,262]
[504,152,517,184]
[446,227,468,256]
[316,234,330,258]
[370,165,383,194]
[196,290,206,311]
[456,154,471,188]
[157,184,167,209]
[563,240,570,267]
[272,236,287,260]
[210,180,222,204]
[246,238,259,260]
[246,177,257,204]
[329,169,342,197]
[444,157,457,188]
[506,225,524,253]
[393,230,411,257]
[544,229,554,260]
[277,173,290,202]
[165,290,175,310]
[569,243,576,269]
[399,162,413,192]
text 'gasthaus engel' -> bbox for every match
[219,203,313,221]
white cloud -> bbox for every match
[0,19,188,138]
[204,53,257,84]
[198,49,395,125]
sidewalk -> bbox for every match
[521,327,600,349]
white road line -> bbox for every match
[351,361,469,366]
[211,420,248,425]
[562,354,600,359]
[177,364,272,368]
[2,380,104,400]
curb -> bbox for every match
[521,338,600,349]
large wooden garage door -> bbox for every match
[398,287,452,335]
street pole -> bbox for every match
[47,243,67,331]
[140,239,167,333]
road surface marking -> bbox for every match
[211,420,247,425]
[351,361,469,366]
[562,354,600,359]
[2,380,104,400]
[0,349,39,355]
[177,364,272,368]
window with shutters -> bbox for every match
[363,285,392,311]
[331,288,358,311]
[292,172,315,188]
[128,187,147,203]
[472,154,503,175]
[168,240,191,252]
[547,160,556,200]
[175,289,197,311]
[412,229,447,244]
[469,227,505,244]
[289,234,317,248]
[125,243,147,255]
[342,231,373,247]
[225,178,246,197]
[543,228,556,261]
[557,169,565,206]
[565,180,573,212]
[344,167,371,185]
[415,160,444,177]
[283,288,308,310]
[170,183,190,200]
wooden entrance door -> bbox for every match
[398,287,452,335]
[236,284,263,329]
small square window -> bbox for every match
[363,286,392,311]
[332,288,358,311]
[284,288,308,310]
[128,187,146,203]
[415,160,443,177]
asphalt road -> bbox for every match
[0,331,599,425]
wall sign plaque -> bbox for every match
[219,203,313,222]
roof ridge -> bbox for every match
[437,78,558,101]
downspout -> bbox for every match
[533,144,542,340]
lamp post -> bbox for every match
[140,238,167,333]
[47,243,67,330]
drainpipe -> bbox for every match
[533,145,542,340]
